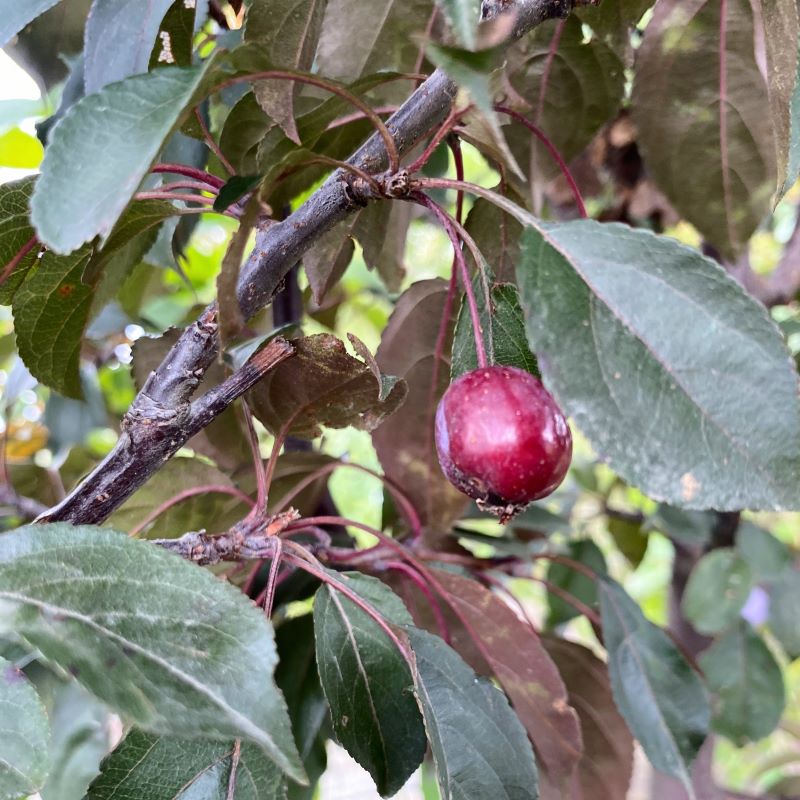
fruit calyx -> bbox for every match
[435,365,572,522]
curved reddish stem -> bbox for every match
[408,105,472,174]
[495,105,587,218]
[214,71,399,172]
[135,191,217,206]
[384,560,450,644]
[151,163,225,189]
[325,105,399,131]
[282,540,411,657]
[128,484,255,536]
[271,460,422,540]
[156,180,219,194]
[194,107,235,176]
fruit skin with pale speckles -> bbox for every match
[435,365,572,520]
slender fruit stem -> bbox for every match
[412,192,488,369]
[494,105,587,217]
[215,71,400,172]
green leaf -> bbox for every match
[769,569,800,659]
[632,0,775,258]
[12,199,171,397]
[316,0,434,82]
[274,616,329,799]
[106,455,247,538]
[463,191,523,284]
[435,0,480,48]
[782,47,800,197]
[682,549,752,635]
[39,681,110,800]
[250,333,407,439]
[0,655,50,800]
[83,198,178,284]
[576,0,652,52]
[214,174,262,212]
[607,516,648,567]
[85,729,287,799]
[516,220,800,511]
[0,0,62,47]
[149,0,197,70]
[302,216,358,304]
[220,92,273,176]
[650,505,714,547]
[599,578,709,789]
[735,522,792,584]
[84,0,175,92]
[313,572,425,797]
[31,63,214,254]
[0,175,37,304]
[11,246,94,397]
[452,282,539,379]
[353,201,411,293]
[43,367,107,454]
[546,539,606,628]
[0,128,43,168]
[505,16,624,184]
[244,0,328,143]
[425,42,522,178]
[0,524,305,782]
[700,620,785,744]
[406,626,540,800]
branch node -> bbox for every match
[383,169,412,199]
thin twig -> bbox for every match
[495,105,587,217]
[412,192,489,368]
[128,485,255,537]
[214,71,400,173]
[195,107,236,175]
[271,460,422,539]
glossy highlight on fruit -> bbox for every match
[435,365,572,520]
